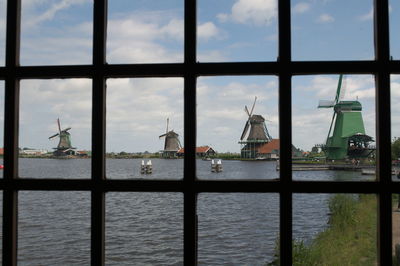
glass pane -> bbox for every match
[393,194,400,264]
[292,75,376,181]
[197,76,279,180]
[18,191,90,264]
[107,0,184,63]
[392,75,400,181]
[106,78,183,179]
[198,0,278,62]
[291,0,374,61]
[106,193,183,264]
[198,193,279,264]
[0,0,5,66]
[20,0,93,65]
[390,0,400,59]
[293,194,377,264]
[19,79,92,179]
[0,81,3,178]
[0,191,2,264]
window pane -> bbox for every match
[0,0,5,66]
[390,0,400,59]
[106,78,183,179]
[393,194,400,263]
[106,193,183,264]
[0,81,3,178]
[19,79,92,179]
[392,75,400,181]
[198,0,278,62]
[293,194,377,264]
[107,0,184,63]
[197,76,279,180]
[291,0,374,61]
[20,0,93,65]
[0,191,2,264]
[292,75,376,181]
[18,191,90,264]
[198,193,279,264]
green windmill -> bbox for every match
[318,75,375,160]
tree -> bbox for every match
[392,138,400,160]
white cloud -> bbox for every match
[160,19,184,40]
[304,75,375,101]
[198,22,221,41]
[293,2,310,14]
[217,0,277,26]
[23,0,91,27]
[317,13,335,23]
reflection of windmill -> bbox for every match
[48,118,76,156]
[159,118,181,158]
[238,97,272,159]
[317,75,375,160]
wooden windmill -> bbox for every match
[317,75,375,160]
[239,97,272,158]
[48,118,76,156]
[159,118,181,158]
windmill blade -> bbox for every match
[166,118,169,134]
[57,118,62,133]
[240,120,250,140]
[49,133,59,139]
[249,96,257,116]
[159,133,167,138]
[326,112,337,142]
[244,106,250,116]
[339,75,347,101]
[334,74,343,104]
[63,127,71,132]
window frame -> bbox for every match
[0,0,395,265]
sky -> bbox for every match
[0,0,399,153]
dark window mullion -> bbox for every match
[184,0,197,264]
[373,0,391,264]
[3,0,21,265]
[278,0,292,264]
[91,0,107,265]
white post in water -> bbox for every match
[216,159,223,172]
[140,160,146,174]
[211,159,222,173]
[146,160,153,174]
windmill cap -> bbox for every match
[334,101,362,111]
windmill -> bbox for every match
[318,75,375,160]
[159,118,181,158]
[238,97,272,159]
[48,118,76,156]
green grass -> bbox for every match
[269,194,377,265]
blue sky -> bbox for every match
[0,0,399,153]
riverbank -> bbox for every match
[269,194,377,265]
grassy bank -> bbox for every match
[269,194,377,265]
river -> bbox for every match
[0,158,373,265]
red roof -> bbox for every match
[258,139,280,154]
[0,148,3,155]
[177,146,212,153]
